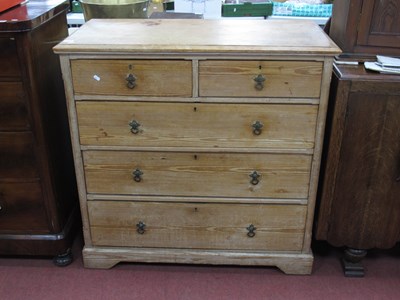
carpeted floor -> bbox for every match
[0,233,399,300]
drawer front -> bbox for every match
[88,201,306,251]
[71,60,192,97]
[77,102,318,150]
[0,38,21,78]
[0,132,39,179]
[83,151,312,199]
[199,60,323,98]
[0,182,48,233]
[0,82,29,130]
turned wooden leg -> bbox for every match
[341,247,367,277]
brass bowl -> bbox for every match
[80,0,149,21]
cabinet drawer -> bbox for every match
[77,102,318,150]
[0,132,39,179]
[0,182,48,233]
[0,38,21,78]
[88,201,306,251]
[199,60,323,98]
[0,82,29,130]
[83,150,311,199]
[71,60,192,97]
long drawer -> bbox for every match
[71,60,192,97]
[83,150,312,199]
[199,60,323,98]
[0,82,29,130]
[0,182,48,233]
[76,102,318,150]
[0,132,39,179]
[88,201,307,251]
[0,38,21,78]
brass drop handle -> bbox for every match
[136,221,146,234]
[246,224,256,238]
[254,74,266,90]
[249,171,260,185]
[132,168,143,182]
[252,121,263,135]
[126,73,137,89]
[129,120,141,134]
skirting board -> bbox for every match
[82,246,314,275]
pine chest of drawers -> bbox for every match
[54,19,340,274]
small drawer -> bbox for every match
[76,101,318,150]
[0,182,48,233]
[83,150,312,199]
[88,201,307,251]
[0,38,21,78]
[0,82,29,130]
[198,60,323,98]
[71,59,192,97]
[0,132,39,179]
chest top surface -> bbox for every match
[54,19,341,56]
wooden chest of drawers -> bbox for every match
[54,19,340,274]
[0,0,79,264]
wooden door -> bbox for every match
[317,73,400,249]
[357,0,400,49]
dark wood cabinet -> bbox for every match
[315,63,400,276]
[0,0,79,265]
[329,0,400,57]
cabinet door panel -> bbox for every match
[328,94,400,248]
[357,0,400,48]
